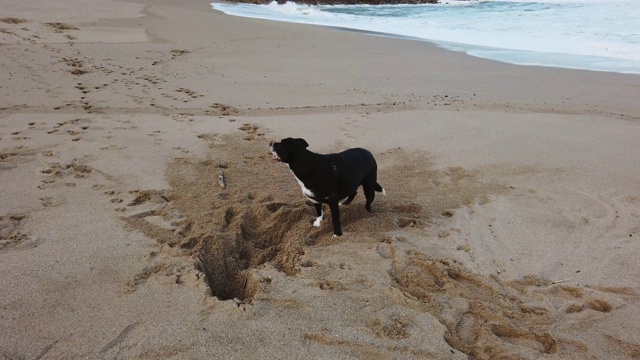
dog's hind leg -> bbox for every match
[362,180,376,213]
[340,192,357,206]
[313,203,324,227]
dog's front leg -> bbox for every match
[327,200,342,237]
[313,203,323,227]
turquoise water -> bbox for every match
[211,0,640,74]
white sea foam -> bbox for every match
[211,0,640,74]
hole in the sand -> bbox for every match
[192,207,308,300]
[194,202,311,301]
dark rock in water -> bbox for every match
[231,0,439,5]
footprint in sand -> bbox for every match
[0,214,45,252]
[238,123,264,141]
[38,162,93,189]
[1,148,38,169]
[387,250,638,358]
[207,103,238,117]
[99,144,126,151]
[40,196,63,207]
[368,315,410,340]
[172,147,190,154]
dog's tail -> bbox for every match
[375,183,386,196]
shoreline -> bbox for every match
[2,0,640,358]
[210,0,640,75]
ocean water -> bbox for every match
[211,0,640,74]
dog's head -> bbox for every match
[269,138,309,164]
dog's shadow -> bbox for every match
[304,197,419,245]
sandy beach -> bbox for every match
[1,0,640,358]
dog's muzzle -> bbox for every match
[269,142,282,161]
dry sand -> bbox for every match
[1,0,640,358]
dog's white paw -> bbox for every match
[313,216,323,227]
[332,234,338,238]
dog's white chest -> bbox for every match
[289,169,316,200]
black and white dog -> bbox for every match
[269,138,385,237]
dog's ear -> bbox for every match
[294,138,309,149]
